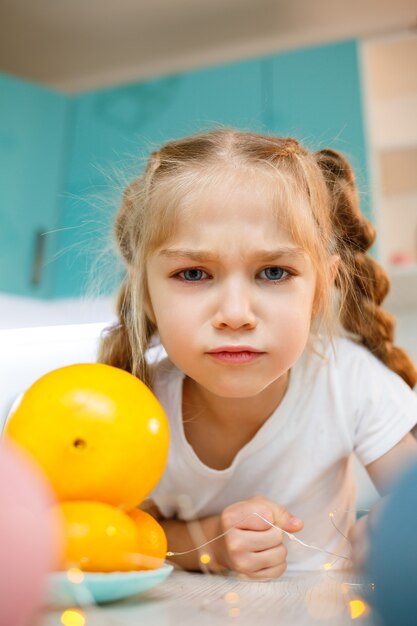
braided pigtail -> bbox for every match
[99,280,133,373]
[316,148,417,389]
[98,173,158,386]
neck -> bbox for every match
[183,372,290,432]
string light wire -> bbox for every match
[167,511,351,562]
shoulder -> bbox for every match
[328,335,417,423]
[301,335,417,407]
[319,335,408,384]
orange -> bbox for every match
[55,501,144,572]
[4,363,169,510]
[128,508,167,570]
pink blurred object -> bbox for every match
[389,250,414,266]
[0,441,61,626]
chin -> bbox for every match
[202,377,272,399]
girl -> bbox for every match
[99,129,417,578]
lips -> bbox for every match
[206,346,264,364]
[208,346,263,354]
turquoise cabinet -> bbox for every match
[53,181,123,298]
[1,41,370,299]
[264,39,370,217]
[0,74,70,297]
[55,59,265,296]
[67,59,264,187]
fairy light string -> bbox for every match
[166,507,375,595]
[166,510,352,562]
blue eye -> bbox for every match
[179,269,208,281]
[259,267,288,281]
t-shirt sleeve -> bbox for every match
[147,482,178,519]
[352,346,417,466]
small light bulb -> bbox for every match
[323,562,332,571]
[60,609,86,626]
[66,568,85,584]
[200,553,211,564]
[224,591,240,603]
[349,599,368,619]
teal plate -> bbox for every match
[44,563,174,606]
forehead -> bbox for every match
[165,169,295,244]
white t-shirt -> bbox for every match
[149,337,417,571]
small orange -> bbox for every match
[55,501,142,572]
[4,363,169,510]
[128,508,167,570]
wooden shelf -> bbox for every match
[384,264,417,309]
[369,94,417,150]
[362,33,417,312]
[388,264,417,278]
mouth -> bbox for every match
[206,346,265,364]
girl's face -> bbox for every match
[146,172,318,399]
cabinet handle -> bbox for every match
[31,230,47,286]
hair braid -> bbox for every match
[98,280,133,373]
[316,148,417,388]
[98,174,157,385]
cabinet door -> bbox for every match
[53,181,123,298]
[68,58,264,187]
[57,59,264,296]
[264,39,371,218]
[0,74,69,297]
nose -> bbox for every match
[212,277,257,331]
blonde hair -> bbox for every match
[99,128,417,388]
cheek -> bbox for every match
[268,290,314,346]
[151,297,197,351]
[272,286,315,323]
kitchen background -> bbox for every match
[1,0,417,357]
[1,1,416,505]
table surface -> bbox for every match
[39,568,376,626]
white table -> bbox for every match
[39,568,376,626]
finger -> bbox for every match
[269,502,303,533]
[222,502,274,531]
[234,545,288,577]
[227,526,284,553]
[243,561,287,581]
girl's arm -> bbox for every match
[161,515,225,572]
[142,496,304,577]
[351,432,417,564]
[366,432,417,494]
[141,498,226,571]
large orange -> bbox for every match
[4,363,169,510]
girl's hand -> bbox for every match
[214,495,304,580]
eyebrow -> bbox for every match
[158,246,306,263]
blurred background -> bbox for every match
[0,0,416,354]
